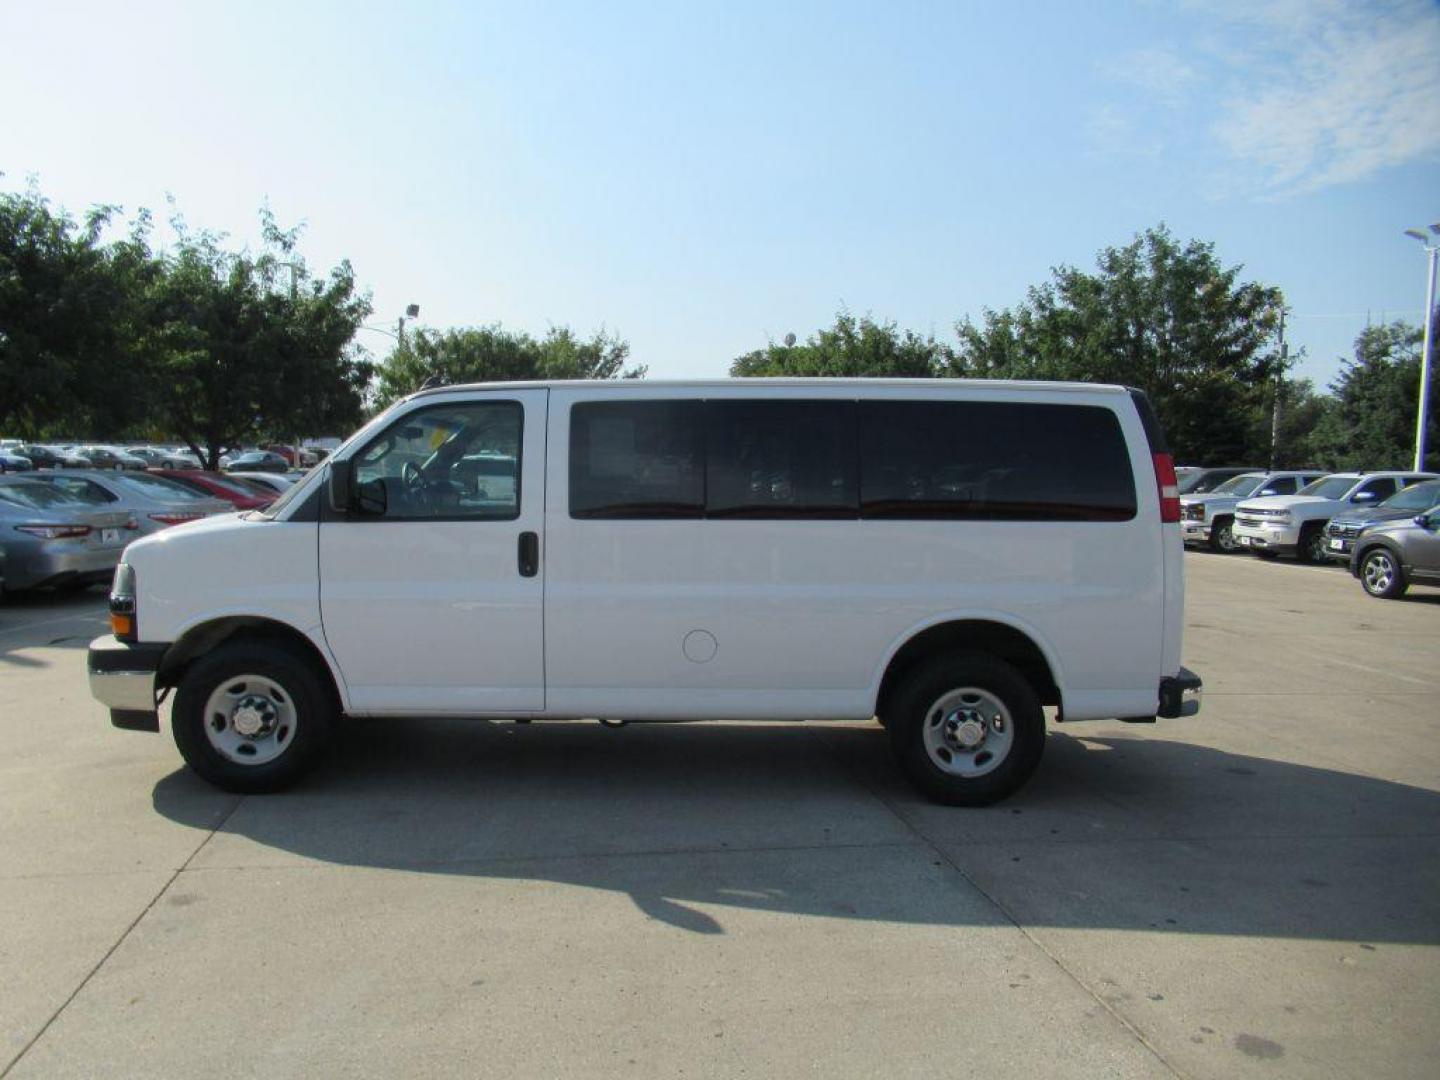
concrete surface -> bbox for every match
[0,555,1436,1078]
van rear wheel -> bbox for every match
[172,641,333,793]
[887,652,1045,806]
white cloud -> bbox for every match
[1098,46,1198,106]
[1210,0,1440,194]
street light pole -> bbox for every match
[1404,225,1440,472]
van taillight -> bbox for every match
[1153,453,1180,523]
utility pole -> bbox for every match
[1271,307,1288,470]
[1404,226,1439,472]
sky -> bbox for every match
[2,0,1438,389]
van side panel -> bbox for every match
[542,385,1164,722]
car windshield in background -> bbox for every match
[0,482,91,510]
[1298,476,1356,499]
[1379,480,1440,510]
[114,473,207,500]
[1211,474,1265,496]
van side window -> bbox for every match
[706,401,858,518]
[859,401,1136,521]
[570,401,704,518]
[352,400,522,520]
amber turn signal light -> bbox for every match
[110,613,133,638]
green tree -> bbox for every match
[953,225,1285,463]
[145,210,374,469]
[374,323,643,408]
[0,184,158,437]
[730,312,950,377]
[1305,321,1438,471]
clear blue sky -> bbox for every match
[3,0,1437,388]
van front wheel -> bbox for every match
[172,641,333,793]
[888,653,1045,806]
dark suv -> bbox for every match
[1350,509,1440,598]
[1325,479,1440,563]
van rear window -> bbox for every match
[859,401,1136,521]
[568,398,1136,522]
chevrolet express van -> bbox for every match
[88,380,1201,805]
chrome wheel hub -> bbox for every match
[202,675,297,765]
[923,688,1015,778]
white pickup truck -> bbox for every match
[1181,470,1323,552]
[1232,471,1436,562]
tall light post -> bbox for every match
[398,303,420,349]
[1404,224,1440,471]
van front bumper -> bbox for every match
[88,636,168,732]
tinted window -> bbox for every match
[570,401,704,518]
[1259,476,1298,496]
[1299,476,1355,498]
[706,401,857,518]
[1353,478,1398,502]
[859,401,1136,521]
[1382,480,1440,510]
[353,399,523,520]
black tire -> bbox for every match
[887,652,1045,806]
[1296,524,1327,564]
[1208,516,1237,553]
[172,640,334,793]
[1358,547,1408,600]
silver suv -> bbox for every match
[1351,509,1440,598]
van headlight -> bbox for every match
[110,563,137,641]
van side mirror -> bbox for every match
[328,461,353,513]
[356,477,388,517]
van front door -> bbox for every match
[319,390,547,714]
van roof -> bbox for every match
[408,377,1135,401]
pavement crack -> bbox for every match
[0,794,245,1079]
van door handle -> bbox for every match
[517,531,539,577]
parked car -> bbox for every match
[224,451,290,474]
[24,470,233,538]
[0,478,137,591]
[0,449,36,473]
[129,446,201,469]
[1232,471,1438,562]
[1177,467,1263,496]
[78,445,148,470]
[47,445,94,467]
[88,379,1202,805]
[150,469,273,511]
[1349,507,1440,599]
[1181,470,1325,552]
[1323,479,1440,564]
[224,470,295,494]
[13,445,61,469]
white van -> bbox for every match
[88,380,1201,805]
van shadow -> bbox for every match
[151,721,1440,944]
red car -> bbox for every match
[150,470,273,511]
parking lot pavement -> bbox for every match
[1,557,1437,1079]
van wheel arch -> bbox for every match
[876,620,1059,724]
[159,617,343,715]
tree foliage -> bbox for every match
[0,185,158,436]
[951,226,1285,463]
[375,324,643,408]
[1302,321,1438,471]
[730,312,949,378]
[146,210,373,468]
[0,184,373,466]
